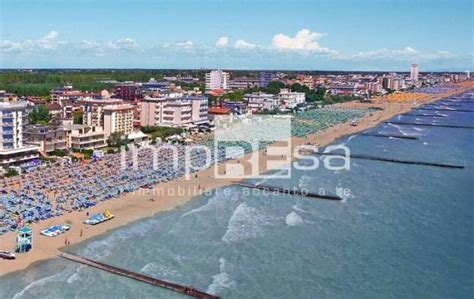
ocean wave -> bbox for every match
[221,202,275,243]
[207,258,236,295]
[67,265,85,284]
[298,175,313,188]
[181,189,240,218]
[387,123,409,136]
[285,211,304,226]
[13,274,60,299]
[140,262,182,280]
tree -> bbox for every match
[5,168,18,177]
[108,132,126,147]
[264,81,286,94]
[28,105,51,125]
[73,111,84,124]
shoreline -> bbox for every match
[1,84,472,277]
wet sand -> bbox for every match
[0,84,472,276]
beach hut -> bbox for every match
[16,227,33,253]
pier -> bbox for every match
[386,121,474,129]
[417,108,474,113]
[58,252,219,299]
[313,152,465,169]
[404,114,446,118]
[234,182,342,201]
[357,133,418,140]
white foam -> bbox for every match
[297,175,312,188]
[181,191,238,218]
[206,258,236,295]
[285,211,304,226]
[140,262,181,279]
[413,127,423,132]
[347,135,357,142]
[423,142,429,145]
[291,204,308,213]
[221,202,274,243]
[13,274,59,299]
[387,123,409,136]
[67,265,85,284]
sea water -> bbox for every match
[1,93,473,298]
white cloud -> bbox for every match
[272,29,331,52]
[174,40,193,49]
[349,46,456,61]
[235,39,257,49]
[216,37,228,47]
[108,38,138,50]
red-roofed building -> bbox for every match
[208,107,231,115]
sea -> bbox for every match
[1,92,473,299]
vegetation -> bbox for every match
[5,168,19,177]
[0,70,175,96]
[72,148,94,159]
[140,126,183,141]
[73,111,84,124]
[290,83,326,103]
[51,149,67,157]
[323,94,359,105]
[107,132,128,148]
[28,105,51,125]
[262,81,286,94]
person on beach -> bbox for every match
[80,230,83,237]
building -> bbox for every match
[103,104,134,137]
[64,124,107,150]
[205,70,229,90]
[24,124,68,154]
[115,83,142,101]
[410,64,419,81]
[0,101,39,167]
[50,85,99,104]
[222,101,248,115]
[81,99,134,137]
[278,89,306,110]
[141,78,171,94]
[0,90,18,103]
[259,72,272,88]
[244,92,279,112]
[381,77,392,90]
[228,77,260,90]
[140,92,209,127]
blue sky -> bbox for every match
[1,0,473,70]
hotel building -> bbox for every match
[0,101,39,167]
[82,99,134,137]
[24,124,68,154]
[244,92,280,112]
[278,89,306,109]
[64,124,107,150]
[410,64,419,82]
[140,92,209,127]
[205,70,229,90]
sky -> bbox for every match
[0,0,473,71]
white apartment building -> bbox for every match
[140,91,208,127]
[103,104,134,137]
[205,70,229,90]
[82,99,134,137]
[243,92,280,112]
[64,124,107,150]
[410,64,419,82]
[0,101,39,167]
[278,89,306,110]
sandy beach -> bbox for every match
[1,83,472,277]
